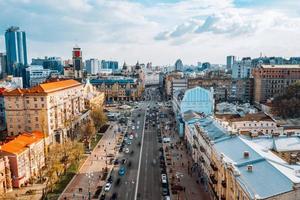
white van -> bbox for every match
[162,137,171,143]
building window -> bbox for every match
[35,117,38,122]
[41,97,44,101]
[35,124,39,128]
[34,97,37,101]
[35,104,38,108]
[42,104,44,108]
[26,100,29,104]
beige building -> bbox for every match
[185,117,300,200]
[0,156,12,194]
[83,79,105,109]
[3,80,87,143]
[0,131,45,188]
[215,112,281,136]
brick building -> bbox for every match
[252,65,300,103]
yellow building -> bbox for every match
[4,80,88,143]
[83,79,105,109]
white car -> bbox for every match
[129,135,134,140]
[104,183,111,192]
[132,126,135,130]
[136,126,139,130]
[124,148,130,154]
[161,174,167,184]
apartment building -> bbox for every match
[184,117,300,200]
[0,131,45,188]
[252,65,300,103]
[90,76,144,102]
[0,156,12,193]
[3,79,87,143]
[215,112,281,136]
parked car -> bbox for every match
[161,174,167,184]
[162,187,169,196]
[104,183,111,192]
[108,175,113,183]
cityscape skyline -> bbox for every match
[1,0,300,65]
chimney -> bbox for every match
[247,165,253,172]
[243,151,250,158]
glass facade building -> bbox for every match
[5,26,28,76]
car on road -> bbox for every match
[124,148,130,154]
[163,137,171,143]
[126,140,132,145]
[108,175,113,183]
[137,114,141,117]
[111,192,118,200]
[162,187,170,196]
[118,166,126,176]
[161,174,167,184]
[99,194,106,200]
[121,158,127,164]
[104,183,111,192]
[114,159,119,165]
[129,135,134,140]
[132,126,135,130]
[115,178,121,186]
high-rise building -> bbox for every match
[85,59,100,74]
[232,57,252,79]
[72,46,83,78]
[175,59,183,71]
[0,53,7,78]
[226,55,235,70]
[101,60,118,72]
[5,26,28,76]
[31,57,63,73]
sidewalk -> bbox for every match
[59,123,123,200]
[162,115,210,200]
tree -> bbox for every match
[90,106,107,130]
[272,81,300,118]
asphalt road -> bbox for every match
[105,102,146,200]
[136,100,162,200]
[105,88,163,200]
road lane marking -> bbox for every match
[134,104,148,200]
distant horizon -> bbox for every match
[1,0,300,65]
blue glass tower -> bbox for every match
[5,26,28,76]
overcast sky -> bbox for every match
[1,0,300,65]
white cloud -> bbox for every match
[1,0,300,65]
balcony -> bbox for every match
[210,163,218,171]
[209,174,217,184]
[221,180,227,188]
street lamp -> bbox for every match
[86,171,94,200]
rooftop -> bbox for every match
[214,136,298,199]
[3,79,81,95]
[228,112,273,122]
[260,64,300,69]
[0,131,44,155]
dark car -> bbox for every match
[115,178,121,186]
[99,194,106,200]
[108,175,113,183]
[114,159,119,165]
[111,192,118,200]
[162,187,170,196]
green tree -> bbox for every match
[272,81,300,118]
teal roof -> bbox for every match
[214,136,294,199]
[90,77,135,85]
